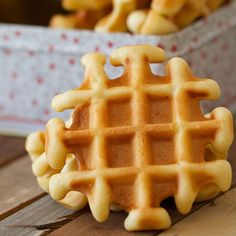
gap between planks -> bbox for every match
[0,195,86,236]
[0,187,235,236]
[0,193,209,236]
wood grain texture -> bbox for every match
[0,196,207,236]
[0,195,82,236]
[0,156,43,220]
[159,187,236,236]
[0,180,234,236]
[49,211,152,236]
[48,203,205,236]
[0,136,26,166]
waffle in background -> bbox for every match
[50,0,228,35]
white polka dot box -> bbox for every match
[0,1,236,136]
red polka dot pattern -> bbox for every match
[0,0,235,135]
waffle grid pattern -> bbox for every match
[28,45,233,231]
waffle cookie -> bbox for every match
[207,0,227,11]
[26,45,233,231]
[50,0,111,29]
[95,0,151,32]
[127,0,227,34]
[95,0,136,32]
[50,0,227,33]
[172,0,209,28]
[151,0,188,16]
[127,9,178,35]
[49,10,108,29]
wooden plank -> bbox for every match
[0,136,26,166]
[0,195,207,236]
[0,155,43,220]
[49,211,151,236]
[159,187,236,236]
[0,195,82,236]
[48,201,207,236]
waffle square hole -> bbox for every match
[109,177,135,209]
[147,95,172,124]
[107,98,131,127]
[106,135,133,168]
[184,96,208,122]
[151,178,177,207]
[190,132,213,162]
[70,103,90,130]
[149,135,175,165]
[75,141,94,170]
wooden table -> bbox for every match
[0,135,235,236]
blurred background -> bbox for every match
[0,0,65,25]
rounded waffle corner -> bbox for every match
[124,208,171,231]
[213,107,234,146]
[151,0,188,17]
[127,10,148,34]
[49,173,71,201]
[25,131,45,161]
[37,176,50,193]
[59,191,88,211]
[51,94,68,112]
[46,118,68,170]
[195,183,220,202]
[110,44,166,66]
[32,153,49,177]
[81,52,107,67]
[25,43,234,232]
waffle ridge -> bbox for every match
[27,45,233,231]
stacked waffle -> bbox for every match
[50,0,227,35]
[26,45,233,231]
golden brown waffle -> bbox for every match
[207,0,227,11]
[127,0,227,34]
[95,0,151,32]
[151,0,187,16]
[29,45,233,231]
[95,0,136,32]
[160,0,227,28]
[172,0,208,28]
[50,10,109,30]
[50,0,227,33]
[26,131,59,193]
[26,130,87,210]
[127,9,178,35]
[152,0,226,18]
[50,0,112,29]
